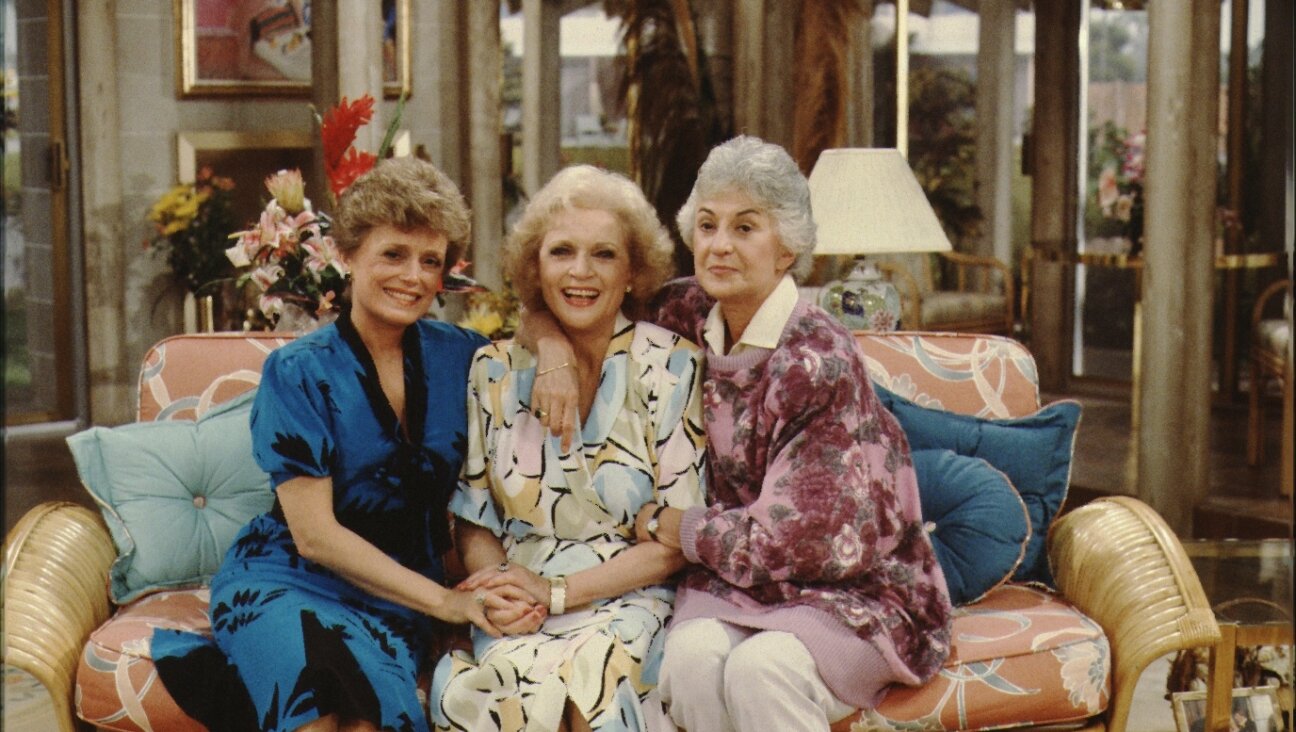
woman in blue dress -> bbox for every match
[153,157,531,732]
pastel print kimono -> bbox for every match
[431,316,707,732]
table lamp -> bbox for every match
[808,148,952,331]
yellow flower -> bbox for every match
[459,303,504,338]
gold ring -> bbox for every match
[533,408,548,420]
[473,591,486,607]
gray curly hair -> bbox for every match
[676,136,817,281]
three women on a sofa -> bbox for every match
[154,137,951,732]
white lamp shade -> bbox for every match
[808,148,953,256]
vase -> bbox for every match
[273,303,339,334]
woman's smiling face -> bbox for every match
[537,207,631,340]
[342,224,447,333]
[691,189,794,315]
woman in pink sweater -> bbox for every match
[526,136,952,732]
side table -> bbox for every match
[1184,539,1293,732]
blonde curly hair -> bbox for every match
[504,165,674,317]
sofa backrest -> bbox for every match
[137,333,296,422]
[854,331,1040,419]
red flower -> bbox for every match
[321,95,377,196]
[329,148,378,198]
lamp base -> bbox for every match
[818,260,901,332]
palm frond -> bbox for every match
[792,0,865,173]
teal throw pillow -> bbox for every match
[66,390,273,603]
[876,383,1081,585]
[912,449,1029,605]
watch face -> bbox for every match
[646,518,660,537]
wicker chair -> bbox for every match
[1247,279,1291,467]
[3,331,1217,732]
[869,252,1016,335]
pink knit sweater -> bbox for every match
[652,278,953,707]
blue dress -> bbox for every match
[152,314,487,732]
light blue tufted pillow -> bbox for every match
[67,389,273,604]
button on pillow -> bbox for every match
[912,448,1029,606]
[67,390,273,604]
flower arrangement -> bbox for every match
[145,167,238,295]
[1093,123,1145,254]
[224,94,396,327]
[224,168,347,324]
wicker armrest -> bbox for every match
[1048,496,1220,732]
[3,501,117,732]
[940,251,1016,327]
[1251,279,1291,330]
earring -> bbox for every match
[625,285,632,293]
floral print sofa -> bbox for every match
[2,331,1220,732]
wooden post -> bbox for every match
[1221,0,1249,398]
[974,0,1015,270]
[467,1,503,290]
[521,0,561,197]
[1139,0,1220,535]
[1027,0,1082,391]
[310,0,339,204]
[845,0,874,148]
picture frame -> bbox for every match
[177,130,315,227]
[176,0,410,98]
[1172,686,1288,732]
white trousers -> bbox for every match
[654,618,856,732]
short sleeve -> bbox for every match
[250,348,338,488]
[449,348,506,537]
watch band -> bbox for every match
[548,575,568,615]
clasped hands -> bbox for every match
[456,563,550,636]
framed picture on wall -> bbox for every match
[177,130,315,227]
[176,0,410,98]
[1171,687,1288,732]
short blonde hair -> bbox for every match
[333,157,472,270]
[504,165,674,317]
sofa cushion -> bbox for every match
[67,389,273,603]
[913,449,1029,606]
[875,384,1081,586]
[832,585,1111,731]
[75,589,209,732]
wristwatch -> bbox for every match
[645,504,668,542]
[548,575,567,615]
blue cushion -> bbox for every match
[912,449,1029,605]
[876,384,1081,585]
[66,390,273,603]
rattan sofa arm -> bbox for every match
[3,501,117,732]
[939,251,1017,332]
[1048,496,1220,732]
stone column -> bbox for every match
[1139,1,1220,535]
[78,0,130,424]
[408,1,467,183]
[337,1,386,152]
[1027,0,1082,391]
[521,0,562,197]
[467,1,503,290]
[974,0,1015,268]
[734,0,795,148]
